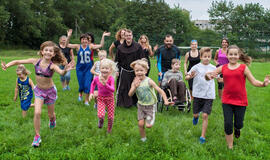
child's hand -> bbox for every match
[115,72,119,77]
[189,71,196,78]
[89,94,93,101]
[205,72,217,80]
[13,96,17,101]
[1,60,7,71]
[132,77,141,88]
[67,29,73,37]
[99,76,107,85]
[65,63,75,71]
[103,31,111,37]
[263,75,270,87]
[164,101,174,106]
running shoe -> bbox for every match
[49,120,56,129]
[32,135,41,147]
[199,137,206,144]
[193,116,199,125]
[78,96,82,102]
[66,85,70,90]
[234,128,241,138]
[98,119,104,128]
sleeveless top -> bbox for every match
[76,45,93,69]
[17,77,33,101]
[217,49,229,66]
[58,45,72,63]
[94,61,101,74]
[187,50,200,71]
[222,64,247,106]
[136,77,157,105]
[35,59,54,78]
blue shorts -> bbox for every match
[76,64,93,94]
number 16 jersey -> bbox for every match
[76,45,93,93]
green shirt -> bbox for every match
[136,77,157,105]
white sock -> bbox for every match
[141,137,147,142]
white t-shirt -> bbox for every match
[188,63,216,99]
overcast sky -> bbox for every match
[165,0,270,20]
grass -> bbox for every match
[0,51,270,159]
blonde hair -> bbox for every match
[130,58,149,71]
[171,58,181,65]
[227,45,252,65]
[39,41,67,65]
[16,64,31,75]
[98,50,107,57]
[200,47,212,57]
[138,34,150,50]
[115,28,126,41]
[100,58,117,77]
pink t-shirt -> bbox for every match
[90,76,115,96]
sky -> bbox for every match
[165,0,270,20]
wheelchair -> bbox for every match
[157,82,192,113]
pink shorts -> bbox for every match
[34,86,57,105]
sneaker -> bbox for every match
[93,103,97,109]
[199,137,206,144]
[234,128,241,138]
[66,85,70,90]
[62,87,67,91]
[78,96,82,102]
[193,116,199,125]
[32,135,41,147]
[141,137,147,142]
[98,119,104,128]
[49,120,56,129]
[84,102,89,106]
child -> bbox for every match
[128,58,171,142]
[185,47,216,144]
[161,58,185,105]
[14,64,35,117]
[89,58,117,133]
[206,45,270,149]
[66,29,110,106]
[90,50,107,109]
[1,41,73,147]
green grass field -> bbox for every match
[0,52,270,159]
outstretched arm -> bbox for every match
[205,66,222,80]
[51,63,74,76]
[29,78,35,90]
[90,32,111,50]
[245,67,270,87]
[2,58,37,70]
[149,79,171,105]
[66,29,80,50]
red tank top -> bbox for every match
[222,64,247,106]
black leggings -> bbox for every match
[222,103,246,135]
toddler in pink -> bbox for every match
[90,58,117,133]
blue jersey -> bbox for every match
[17,77,33,111]
[76,45,94,93]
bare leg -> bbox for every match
[85,93,89,103]
[225,133,234,149]
[61,81,66,89]
[138,120,146,138]
[34,98,44,136]
[201,113,208,138]
[47,104,56,122]
[193,113,199,119]
[22,111,27,118]
[218,89,222,99]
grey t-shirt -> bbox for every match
[188,63,216,99]
[161,70,183,87]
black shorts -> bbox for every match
[193,97,213,115]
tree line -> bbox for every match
[0,0,270,53]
